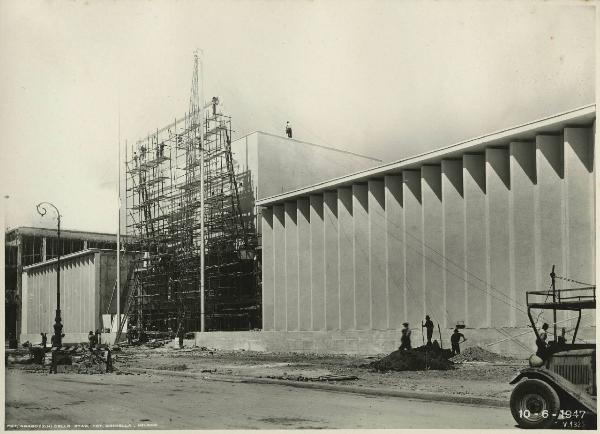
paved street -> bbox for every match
[5,370,515,429]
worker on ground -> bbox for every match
[177,324,185,349]
[450,328,466,355]
[535,322,549,359]
[88,331,96,351]
[126,327,133,345]
[105,348,113,373]
[285,121,293,138]
[422,315,434,345]
[399,322,411,351]
[40,332,47,350]
[95,329,102,347]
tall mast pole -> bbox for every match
[551,265,556,342]
[199,51,205,333]
[116,101,121,339]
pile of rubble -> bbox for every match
[450,346,512,363]
[366,345,454,372]
[70,348,113,374]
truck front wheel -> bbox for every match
[510,378,560,429]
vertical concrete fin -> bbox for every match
[385,175,404,330]
[485,148,511,327]
[352,184,370,330]
[509,142,536,326]
[535,135,565,303]
[324,191,339,330]
[564,127,595,327]
[297,198,312,330]
[402,170,424,329]
[368,180,386,330]
[421,166,444,327]
[338,187,354,330]
[442,159,466,329]
[309,195,325,331]
[261,208,274,330]
[284,202,299,331]
[273,205,286,330]
[463,154,487,328]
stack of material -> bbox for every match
[450,346,512,363]
[72,350,111,374]
[366,345,454,372]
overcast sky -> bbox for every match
[0,1,595,234]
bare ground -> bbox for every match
[109,344,525,401]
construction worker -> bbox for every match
[88,331,96,351]
[557,327,567,346]
[177,325,185,349]
[133,152,139,168]
[422,315,434,345]
[285,121,293,138]
[450,328,466,355]
[95,329,102,347]
[536,323,549,359]
[40,332,47,350]
[399,322,412,351]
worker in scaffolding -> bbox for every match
[212,97,219,117]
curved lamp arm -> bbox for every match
[36,202,60,222]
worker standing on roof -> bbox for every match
[399,322,412,351]
[285,121,292,138]
[422,315,434,346]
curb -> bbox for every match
[121,367,508,408]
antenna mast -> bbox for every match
[189,50,206,332]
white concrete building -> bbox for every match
[253,105,596,356]
[230,131,382,235]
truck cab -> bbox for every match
[509,269,596,429]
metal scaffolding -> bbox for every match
[124,55,259,333]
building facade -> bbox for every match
[20,249,135,344]
[5,227,132,340]
[255,106,596,355]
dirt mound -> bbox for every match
[366,346,454,372]
[450,346,512,363]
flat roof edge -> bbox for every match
[232,131,382,162]
[257,104,595,206]
[22,248,127,272]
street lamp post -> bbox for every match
[36,202,63,348]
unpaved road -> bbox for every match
[5,370,515,429]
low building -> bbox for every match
[5,227,133,340]
[20,249,135,344]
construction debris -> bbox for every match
[365,345,454,372]
[266,374,359,382]
[450,346,513,363]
